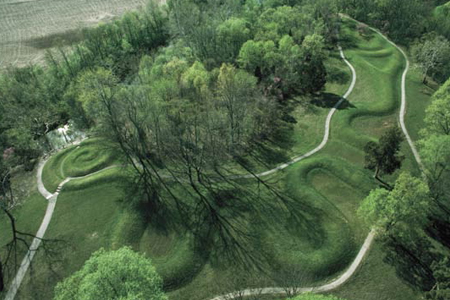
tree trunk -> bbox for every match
[374,166,392,190]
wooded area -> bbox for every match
[1,0,450,299]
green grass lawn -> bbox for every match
[4,17,434,300]
[0,191,48,299]
[42,138,124,192]
[328,243,421,300]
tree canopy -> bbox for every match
[358,172,430,235]
[53,247,167,300]
[364,126,404,186]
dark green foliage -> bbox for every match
[425,257,450,300]
[364,126,404,182]
[53,247,167,300]
[339,0,432,43]
[432,2,450,40]
[0,3,169,167]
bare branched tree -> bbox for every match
[0,172,43,292]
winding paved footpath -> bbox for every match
[5,17,423,300]
[4,157,120,300]
[369,26,425,171]
[240,45,356,179]
[207,19,426,300]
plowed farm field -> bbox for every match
[0,0,155,67]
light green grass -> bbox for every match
[42,138,123,192]
[244,18,426,300]
[0,191,48,298]
[328,243,421,300]
[6,18,432,300]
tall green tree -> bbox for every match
[364,126,404,187]
[54,247,167,300]
[411,34,450,84]
[358,172,430,234]
[423,78,450,136]
[216,18,252,63]
[425,257,450,300]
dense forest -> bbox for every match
[1,0,450,299]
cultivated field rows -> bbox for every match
[0,0,153,67]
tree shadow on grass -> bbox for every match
[243,138,292,171]
[327,66,352,85]
[426,218,450,249]
[382,236,436,291]
[310,93,355,110]
[23,29,84,49]
[338,32,359,50]
[25,239,71,298]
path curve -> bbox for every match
[4,156,121,300]
[207,19,425,300]
[366,25,424,171]
[6,17,423,300]
[240,45,356,179]
[4,43,359,300]
[5,33,358,300]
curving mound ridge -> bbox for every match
[5,16,423,300]
[41,138,123,192]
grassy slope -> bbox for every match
[328,243,421,300]
[42,138,123,192]
[18,47,360,299]
[6,18,435,300]
[318,19,437,300]
[15,169,126,300]
[0,192,48,299]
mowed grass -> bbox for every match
[17,162,363,300]
[0,192,48,298]
[229,48,353,173]
[42,138,124,192]
[6,18,432,300]
[328,243,421,300]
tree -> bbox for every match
[216,18,252,63]
[216,64,258,152]
[339,0,430,43]
[419,135,450,200]
[238,39,278,80]
[425,257,450,300]
[364,126,404,187]
[359,173,440,291]
[53,247,167,300]
[433,2,450,40]
[298,34,327,94]
[254,5,324,44]
[423,78,450,136]
[358,172,430,234]
[411,34,450,84]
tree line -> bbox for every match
[1,0,339,290]
[339,0,450,84]
[360,78,450,300]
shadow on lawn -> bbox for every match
[339,30,359,50]
[24,29,85,50]
[310,93,355,109]
[383,235,436,291]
